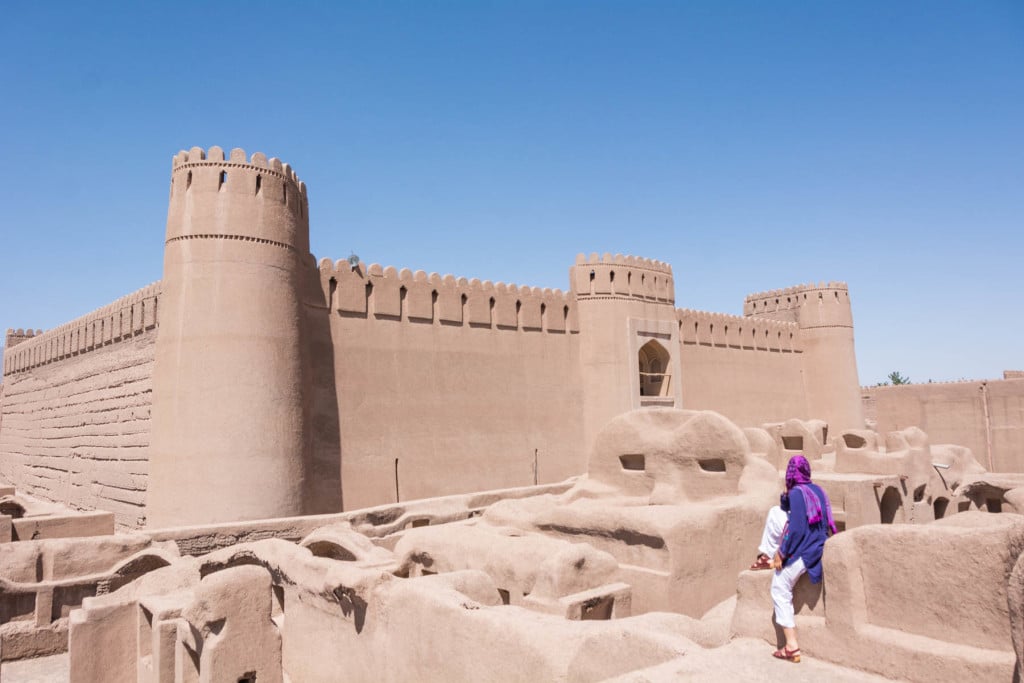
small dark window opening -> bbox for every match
[255,175,262,194]
[698,458,727,472]
[581,596,614,620]
[843,433,867,448]
[933,498,949,520]
[913,485,926,503]
[619,454,645,471]
[219,170,227,189]
[781,436,803,450]
[987,498,1003,513]
[186,171,192,189]
[497,588,511,605]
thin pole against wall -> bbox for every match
[394,458,400,503]
[981,383,994,471]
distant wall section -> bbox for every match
[677,309,807,425]
[745,281,863,431]
[0,283,160,528]
[319,260,585,511]
[863,378,1024,472]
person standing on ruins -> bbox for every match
[769,454,837,663]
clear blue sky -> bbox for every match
[1,1,1021,385]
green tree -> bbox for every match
[888,371,911,385]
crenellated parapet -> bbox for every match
[569,253,674,304]
[318,259,580,333]
[4,328,43,349]
[744,281,850,314]
[167,146,309,253]
[743,281,852,328]
[677,308,801,353]
[2,282,161,377]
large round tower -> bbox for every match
[147,146,312,527]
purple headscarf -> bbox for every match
[783,455,838,535]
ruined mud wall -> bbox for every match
[864,378,1024,472]
[319,260,585,510]
[676,309,807,425]
[0,284,160,528]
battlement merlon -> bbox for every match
[171,146,306,195]
[317,258,579,332]
[569,252,675,304]
[167,146,310,253]
[3,283,160,377]
[743,281,852,328]
[4,329,43,349]
[676,308,801,352]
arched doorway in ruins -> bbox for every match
[879,486,903,524]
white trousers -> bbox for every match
[771,556,806,628]
[758,505,788,558]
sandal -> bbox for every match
[772,647,801,663]
[749,554,772,570]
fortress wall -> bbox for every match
[0,284,161,528]
[864,378,1024,472]
[320,260,585,511]
[743,281,850,321]
[676,309,807,426]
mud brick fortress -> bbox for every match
[0,146,867,529]
[0,147,1023,681]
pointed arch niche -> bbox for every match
[638,342,671,401]
[628,319,682,410]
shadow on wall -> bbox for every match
[304,262,343,513]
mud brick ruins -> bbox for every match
[1,147,1023,681]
